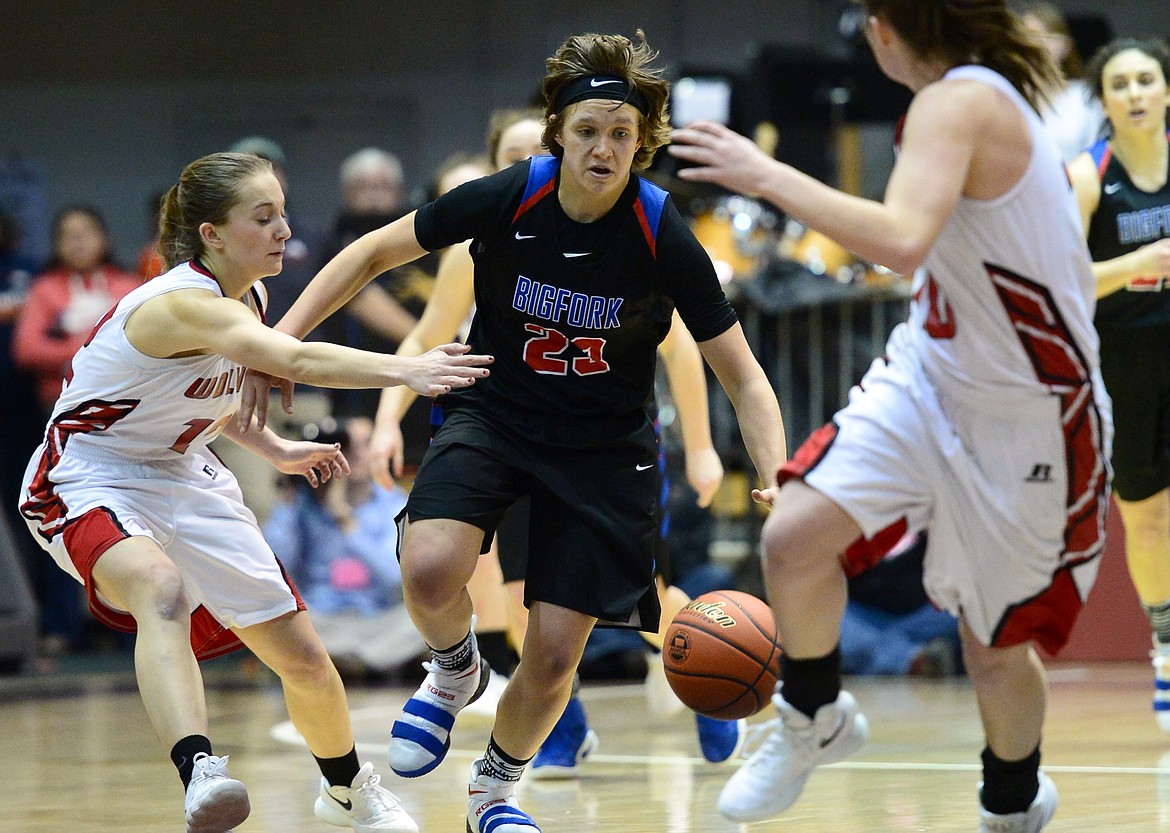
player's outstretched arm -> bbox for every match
[127,288,492,395]
[670,79,983,275]
[277,212,427,340]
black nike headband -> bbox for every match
[552,74,650,116]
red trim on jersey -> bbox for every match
[512,179,556,223]
[189,258,215,279]
[64,304,121,385]
[632,197,657,259]
[986,264,1109,653]
[1095,145,1112,181]
[21,400,140,539]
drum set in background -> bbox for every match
[687,194,905,291]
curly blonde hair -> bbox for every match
[541,30,670,172]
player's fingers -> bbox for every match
[371,455,394,490]
[666,142,708,163]
[750,487,775,506]
[280,379,295,415]
[237,383,255,432]
[676,166,716,182]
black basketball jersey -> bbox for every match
[1087,132,1170,338]
[414,155,736,444]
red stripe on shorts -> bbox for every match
[990,565,1083,654]
[987,264,1109,652]
[59,507,306,662]
[777,420,910,577]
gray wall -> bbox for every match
[1,1,1165,263]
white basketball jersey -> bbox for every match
[44,261,260,462]
[899,65,1100,400]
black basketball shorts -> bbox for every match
[404,409,662,630]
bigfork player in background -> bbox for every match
[671,1,1111,831]
[247,30,786,833]
[18,151,490,833]
[1068,37,1170,732]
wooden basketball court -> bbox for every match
[3,658,1169,831]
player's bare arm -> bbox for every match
[127,286,491,392]
[658,310,723,507]
[696,324,786,505]
[278,211,427,340]
[1069,150,1170,297]
[370,240,478,487]
[222,417,351,488]
[670,80,985,275]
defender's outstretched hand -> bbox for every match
[404,343,493,397]
[274,440,351,488]
[669,121,778,197]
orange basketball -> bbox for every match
[663,590,782,720]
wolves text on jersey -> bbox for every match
[184,366,247,400]
[512,275,623,329]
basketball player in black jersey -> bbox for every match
[244,31,786,833]
[1069,37,1170,732]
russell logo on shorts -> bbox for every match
[1025,463,1053,483]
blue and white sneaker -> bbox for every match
[529,696,599,780]
[467,759,542,833]
[696,714,745,763]
[1154,638,1170,733]
[388,655,490,778]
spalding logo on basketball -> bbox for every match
[663,589,782,720]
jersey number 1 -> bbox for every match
[169,415,231,454]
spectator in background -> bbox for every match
[430,151,492,202]
[1021,2,1105,163]
[12,206,142,418]
[317,148,435,471]
[11,204,142,655]
[839,531,962,677]
[263,416,424,677]
[0,210,43,588]
[319,148,420,362]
